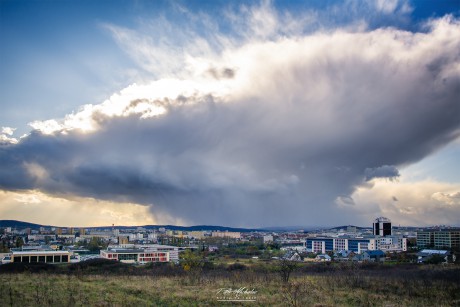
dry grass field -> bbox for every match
[0,260,459,306]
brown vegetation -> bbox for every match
[0,260,458,306]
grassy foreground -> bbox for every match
[0,261,459,306]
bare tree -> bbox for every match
[277,258,298,283]
[282,280,313,307]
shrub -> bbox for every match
[227,263,247,271]
[0,262,57,274]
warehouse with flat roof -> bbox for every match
[11,250,71,264]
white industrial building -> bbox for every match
[101,244,180,263]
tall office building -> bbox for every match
[373,217,392,236]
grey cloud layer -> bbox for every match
[1,18,460,226]
[365,166,400,181]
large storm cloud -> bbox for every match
[1,10,459,226]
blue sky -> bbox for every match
[1,0,459,227]
[2,0,458,135]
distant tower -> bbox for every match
[373,217,392,236]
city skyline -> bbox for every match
[1,0,460,227]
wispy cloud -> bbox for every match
[351,179,460,226]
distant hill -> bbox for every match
[99,224,264,232]
[328,225,371,230]
[0,220,264,232]
[5,220,410,233]
[262,226,324,232]
[0,220,48,229]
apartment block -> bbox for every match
[416,229,460,249]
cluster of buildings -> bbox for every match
[1,223,243,248]
[305,217,407,254]
[1,243,183,265]
[1,217,459,265]
[282,218,458,263]
[0,225,243,265]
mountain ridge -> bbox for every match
[0,220,425,232]
[0,220,265,232]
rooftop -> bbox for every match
[418,249,449,255]
[106,249,144,253]
[11,250,70,255]
[374,217,391,223]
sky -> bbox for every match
[0,0,459,228]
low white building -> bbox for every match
[0,253,12,264]
[315,254,332,262]
[101,248,169,264]
[263,235,274,243]
[377,236,407,252]
[101,244,180,263]
[417,249,452,263]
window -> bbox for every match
[118,253,138,261]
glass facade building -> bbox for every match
[373,217,392,236]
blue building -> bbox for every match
[306,237,377,254]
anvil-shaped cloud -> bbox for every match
[1,6,460,227]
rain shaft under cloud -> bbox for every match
[1,8,460,227]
